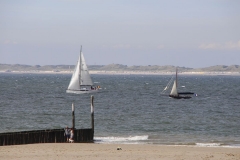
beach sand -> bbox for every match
[0,143,239,160]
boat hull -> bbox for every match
[66,89,99,94]
[169,95,192,99]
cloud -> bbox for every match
[112,44,131,49]
[100,44,165,50]
[111,44,165,50]
[199,41,240,50]
[3,40,18,45]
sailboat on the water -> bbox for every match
[66,46,99,94]
[161,68,194,99]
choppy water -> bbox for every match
[0,73,240,147]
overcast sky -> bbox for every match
[1,0,240,68]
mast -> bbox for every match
[176,67,178,88]
[79,45,82,86]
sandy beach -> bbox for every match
[1,143,239,160]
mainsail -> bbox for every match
[80,52,93,86]
[170,80,178,96]
[170,68,179,96]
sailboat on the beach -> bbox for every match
[66,46,99,94]
[161,68,194,99]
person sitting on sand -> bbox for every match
[64,126,70,142]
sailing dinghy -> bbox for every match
[66,46,99,94]
[161,68,194,99]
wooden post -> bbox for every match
[91,95,94,136]
[72,103,75,129]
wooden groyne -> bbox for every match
[0,96,95,146]
[0,128,93,146]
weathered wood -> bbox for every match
[0,128,93,146]
[91,95,94,137]
[72,103,75,129]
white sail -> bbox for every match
[66,46,98,94]
[80,52,93,86]
[170,80,178,96]
[67,55,81,90]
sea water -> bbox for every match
[0,73,240,147]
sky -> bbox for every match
[1,0,240,68]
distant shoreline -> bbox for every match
[1,64,240,73]
[0,70,240,76]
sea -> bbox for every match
[0,73,240,147]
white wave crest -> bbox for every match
[196,143,240,148]
[94,82,100,83]
[94,135,148,144]
[196,143,221,147]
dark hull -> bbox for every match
[178,92,194,95]
[169,95,192,99]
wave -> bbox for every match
[94,82,100,83]
[195,143,240,148]
[196,143,222,147]
[94,135,148,144]
[94,136,240,148]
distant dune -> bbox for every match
[0,64,240,74]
